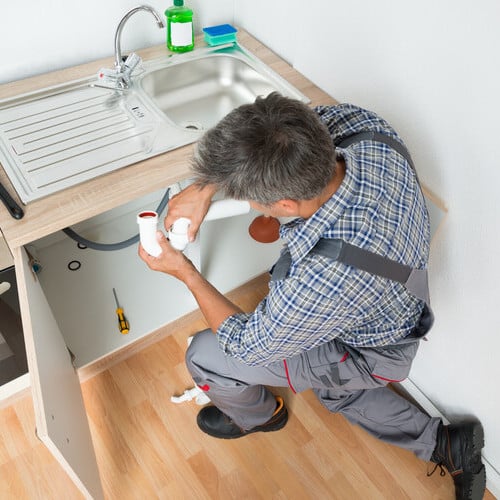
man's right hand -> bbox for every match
[164,183,217,242]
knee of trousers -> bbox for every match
[185,328,218,379]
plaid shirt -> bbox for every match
[217,104,430,366]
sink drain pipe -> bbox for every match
[62,188,171,251]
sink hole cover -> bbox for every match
[181,121,203,131]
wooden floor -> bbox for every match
[0,276,494,499]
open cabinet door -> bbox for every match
[14,247,103,499]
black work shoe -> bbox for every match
[197,396,288,439]
[430,421,486,500]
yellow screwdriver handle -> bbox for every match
[113,288,130,334]
[116,307,130,334]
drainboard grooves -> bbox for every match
[6,99,123,140]
[12,109,127,147]
[0,82,180,202]
[23,125,151,170]
[3,98,111,134]
[12,113,134,157]
[0,87,114,127]
[32,130,154,189]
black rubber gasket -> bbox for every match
[68,260,81,271]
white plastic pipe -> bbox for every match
[137,199,251,253]
[170,386,211,405]
[168,199,250,251]
[168,216,191,250]
[204,199,251,222]
[137,211,162,257]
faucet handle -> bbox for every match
[96,67,125,89]
[96,52,142,89]
[121,52,142,85]
[123,52,142,72]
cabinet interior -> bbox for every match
[0,266,27,385]
[29,188,281,369]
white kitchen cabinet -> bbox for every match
[15,245,104,499]
[10,188,282,498]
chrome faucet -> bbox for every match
[97,5,165,89]
[115,5,165,72]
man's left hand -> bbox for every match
[138,230,195,281]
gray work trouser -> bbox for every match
[186,330,440,460]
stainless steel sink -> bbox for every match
[139,45,307,131]
[0,43,309,204]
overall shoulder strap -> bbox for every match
[270,130,433,336]
[274,132,430,302]
[333,129,429,306]
[311,239,430,307]
[270,240,434,338]
[336,131,416,172]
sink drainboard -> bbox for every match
[0,84,162,203]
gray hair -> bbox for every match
[191,92,336,205]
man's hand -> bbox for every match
[138,230,195,281]
[164,183,217,243]
[138,229,243,332]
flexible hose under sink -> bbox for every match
[62,188,171,251]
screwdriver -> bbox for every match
[112,288,130,334]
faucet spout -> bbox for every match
[114,5,165,71]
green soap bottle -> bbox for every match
[165,0,194,53]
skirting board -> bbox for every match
[400,378,500,498]
[0,372,30,409]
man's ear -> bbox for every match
[274,199,300,215]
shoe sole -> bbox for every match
[468,466,486,500]
[473,422,484,454]
[467,422,486,500]
[247,408,289,436]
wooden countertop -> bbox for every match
[0,30,335,249]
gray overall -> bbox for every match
[185,132,440,460]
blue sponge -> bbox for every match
[202,24,238,46]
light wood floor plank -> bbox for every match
[0,275,495,499]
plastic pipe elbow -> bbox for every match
[137,199,251,253]
[168,199,251,251]
[168,217,191,251]
[137,211,162,257]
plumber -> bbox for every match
[139,92,484,500]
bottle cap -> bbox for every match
[174,0,184,6]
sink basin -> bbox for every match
[0,43,309,203]
[139,46,307,131]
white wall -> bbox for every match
[1,0,233,84]
[236,0,500,494]
[2,0,499,494]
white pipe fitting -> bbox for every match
[168,199,250,251]
[137,199,251,253]
[168,217,191,251]
[137,211,162,257]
